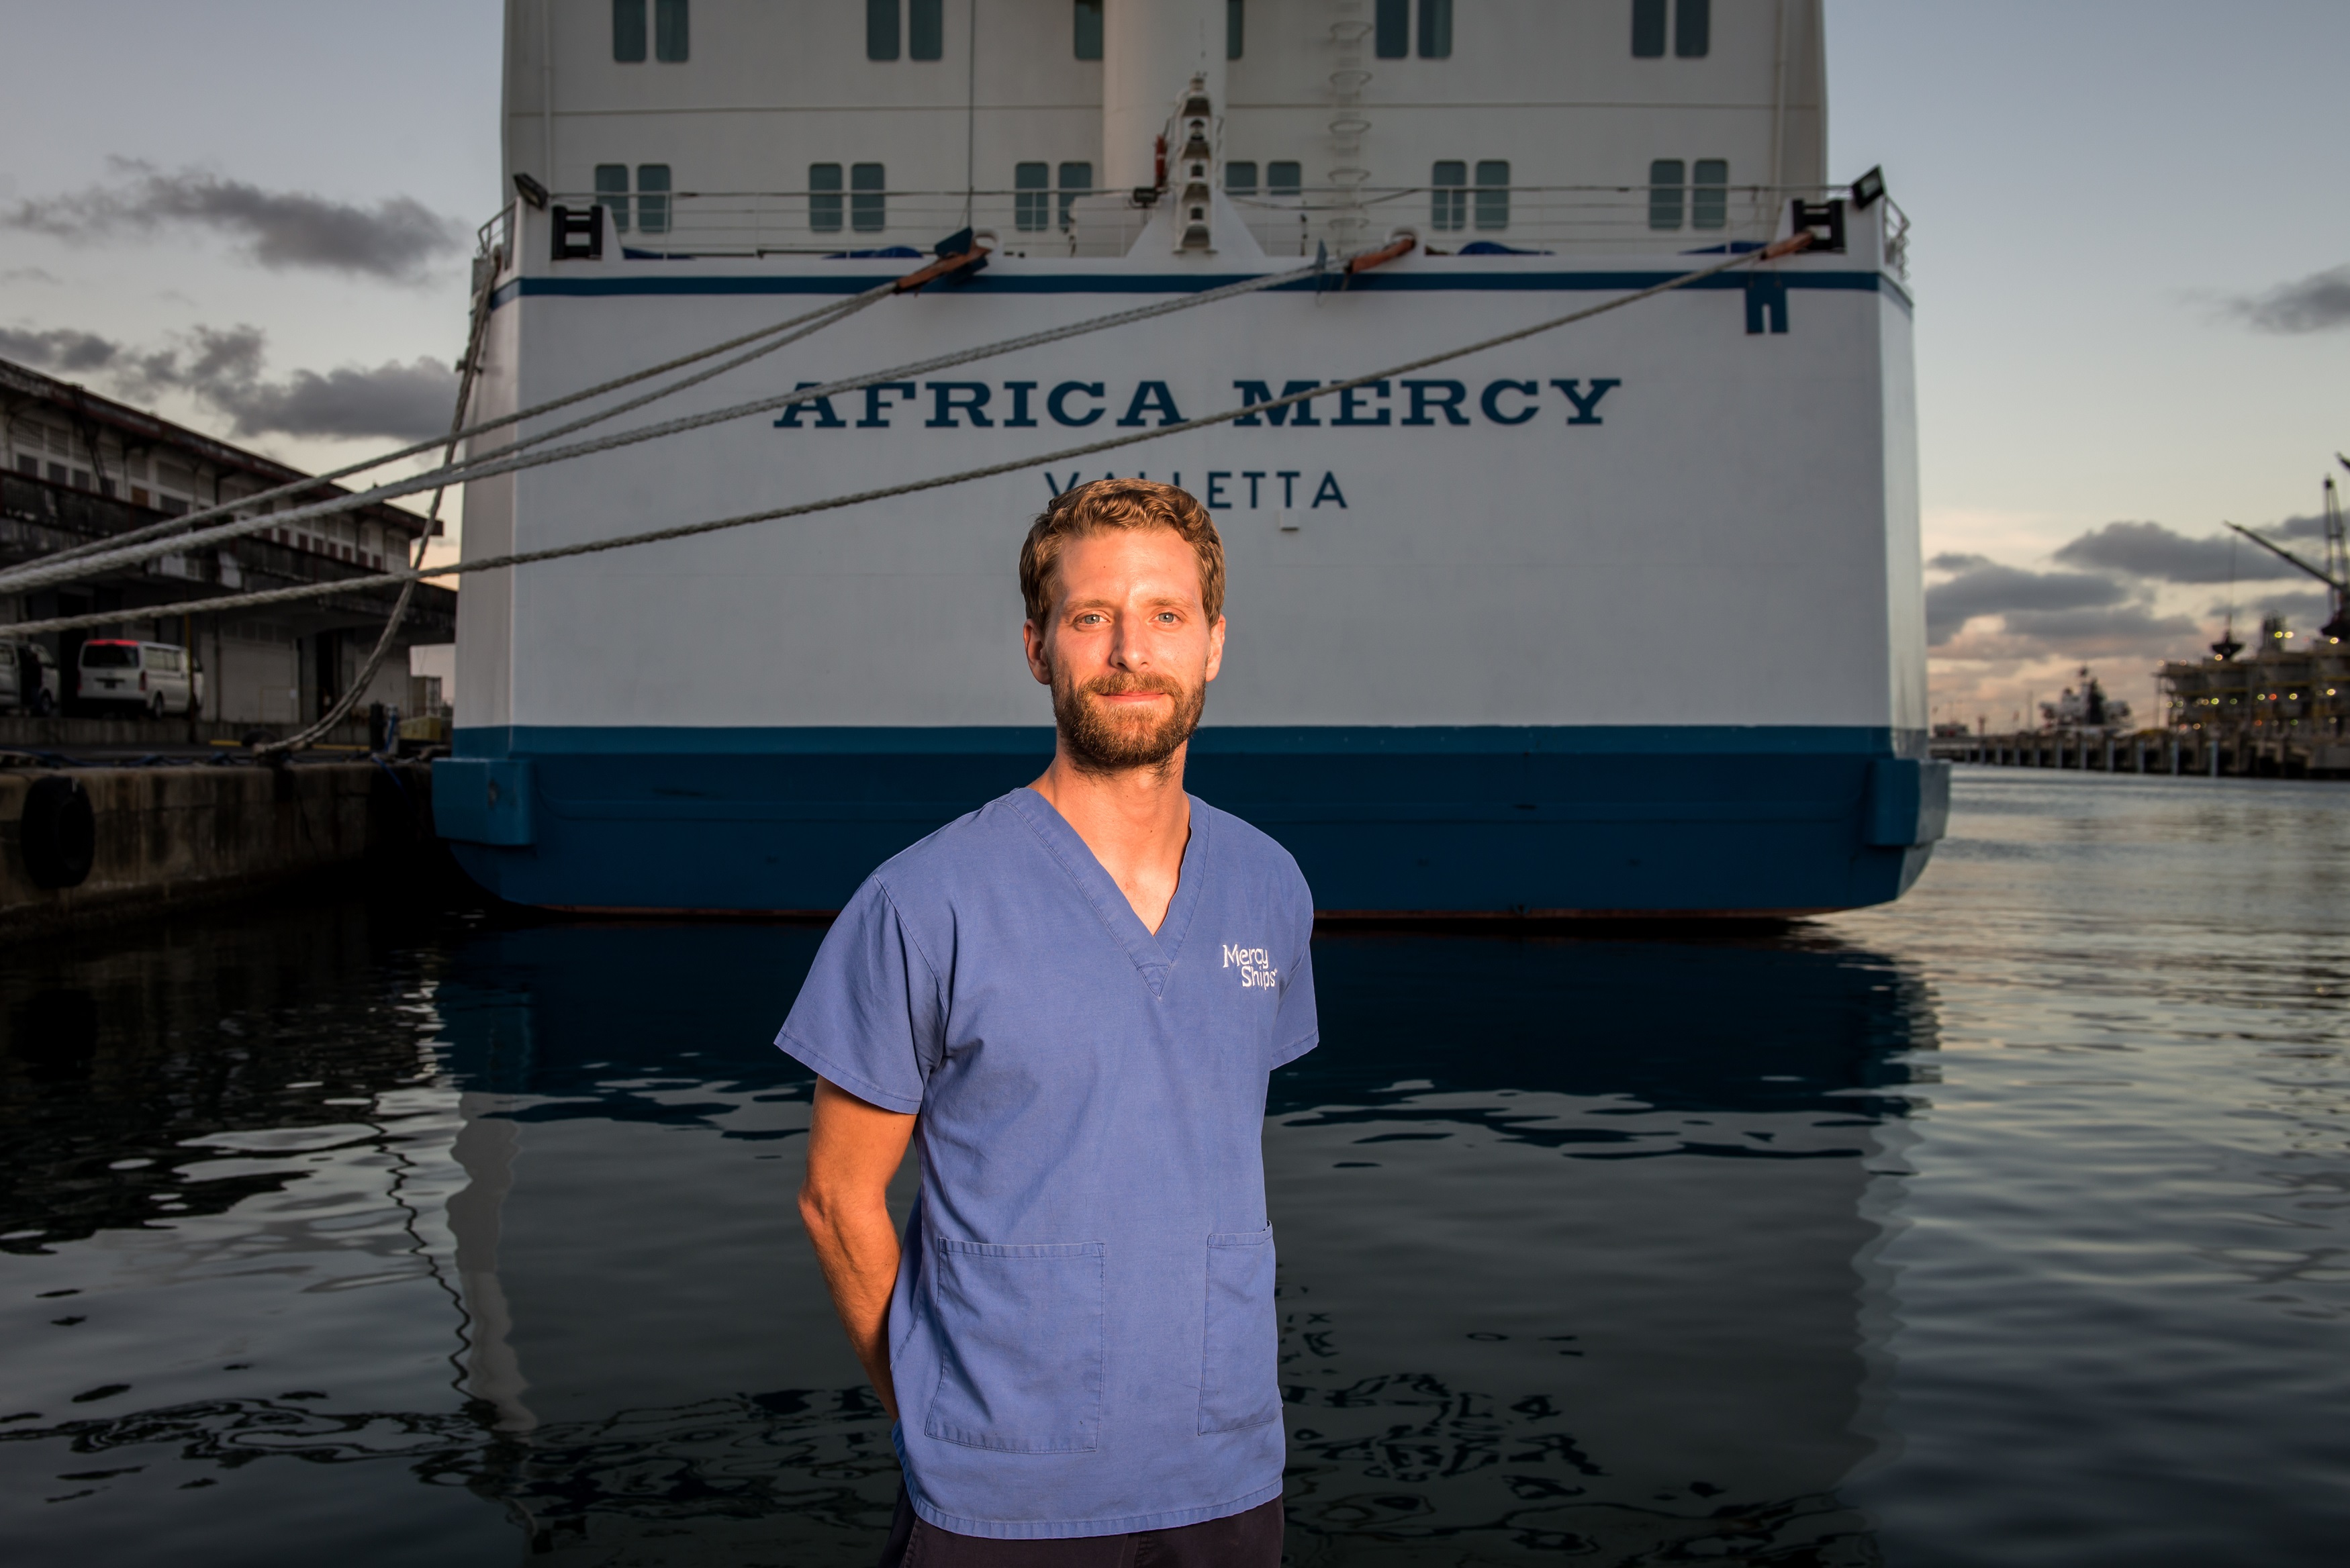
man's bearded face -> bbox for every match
[1049,661,1207,774]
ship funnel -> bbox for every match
[1102,0,1225,195]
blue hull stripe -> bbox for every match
[438,725,1940,916]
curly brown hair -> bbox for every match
[1019,479,1227,629]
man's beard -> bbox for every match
[1050,665,1207,775]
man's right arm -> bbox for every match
[798,1076,919,1419]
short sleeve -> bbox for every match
[1270,892,1319,1069]
[774,876,941,1114]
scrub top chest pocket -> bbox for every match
[925,1238,1107,1453]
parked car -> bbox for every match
[1,637,60,716]
[76,639,203,718]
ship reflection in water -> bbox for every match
[5,774,2349,1566]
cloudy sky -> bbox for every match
[1,1,2343,720]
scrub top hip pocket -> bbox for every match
[1199,1227,1281,1434]
[925,1238,1106,1453]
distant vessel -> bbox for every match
[2158,474,2350,777]
[437,0,1944,914]
[2042,669,2132,734]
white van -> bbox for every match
[77,639,203,719]
[0,637,60,715]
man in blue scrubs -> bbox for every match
[779,479,1318,1564]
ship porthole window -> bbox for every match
[909,0,943,61]
[594,164,631,232]
[1419,0,1452,58]
[1225,162,1259,197]
[612,0,647,62]
[868,0,900,60]
[1632,0,1665,57]
[1634,0,1708,59]
[1691,158,1728,230]
[1675,0,1710,58]
[636,164,671,235]
[851,163,888,233]
[1474,160,1509,230]
[810,163,844,232]
[1431,160,1467,232]
[1058,162,1093,230]
[1376,0,1409,59]
[1015,162,1050,232]
[1267,161,1302,198]
[1648,159,1685,230]
[1227,0,1244,60]
[654,0,689,62]
[1074,0,1103,61]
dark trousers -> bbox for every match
[879,1489,1284,1567]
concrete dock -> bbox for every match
[1,758,435,940]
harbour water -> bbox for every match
[3,771,2345,1566]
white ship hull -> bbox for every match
[436,195,1942,915]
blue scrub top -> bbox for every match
[777,787,1319,1539]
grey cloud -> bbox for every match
[1925,558,2126,645]
[3,320,457,442]
[2210,589,2333,628]
[2230,263,2350,333]
[2052,520,2300,584]
[2269,512,2331,542]
[5,159,462,282]
[0,325,124,374]
[1998,604,2198,646]
[209,357,458,442]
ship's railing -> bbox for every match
[543,183,1889,264]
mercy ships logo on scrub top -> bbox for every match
[1222,945,1280,989]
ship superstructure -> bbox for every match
[437,0,1942,915]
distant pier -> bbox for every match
[1935,730,2350,780]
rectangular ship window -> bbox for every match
[1015,162,1049,232]
[1376,0,1408,59]
[1675,0,1709,58]
[868,0,900,60]
[1691,158,1727,229]
[1649,159,1685,230]
[810,163,843,232]
[1632,0,1666,58]
[1474,160,1509,230]
[1430,160,1466,232]
[655,0,688,61]
[1074,0,1102,60]
[909,0,943,60]
[636,164,671,235]
[1227,0,1243,60]
[613,0,647,62]
[852,163,887,232]
[1058,162,1092,229]
[1268,161,1301,197]
[1419,0,1451,58]
[595,164,631,231]
[1225,162,1258,196]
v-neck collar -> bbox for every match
[1007,787,1209,998]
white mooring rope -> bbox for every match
[1,240,1804,640]
[0,258,1325,596]
[26,281,904,579]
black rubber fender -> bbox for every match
[20,774,96,889]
